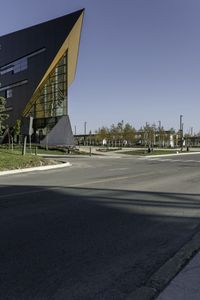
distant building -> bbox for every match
[0,9,84,145]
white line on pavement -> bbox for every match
[148,158,200,163]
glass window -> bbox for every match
[0,48,46,76]
[0,66,14,76]
[34,52,68,120]
[6,89,12,98]
[13,57,28,74]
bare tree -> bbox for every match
[0,96,8,135]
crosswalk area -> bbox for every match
[145,157,200,164]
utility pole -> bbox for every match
[84,121,87,135]
[158,120,161,148]
[84,121,87,145]
[180,115,183,151]
[145,122,149,148]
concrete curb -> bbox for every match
[126,227,200,300]
[0,162,72,176]
[38,154,93,159]
[39,154,123,159]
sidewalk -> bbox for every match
[157,250,200,299]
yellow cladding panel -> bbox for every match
[67,12,84,85]
[22,12,84,116]
[39,11,84,87]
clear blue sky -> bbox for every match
[0,0,200,134]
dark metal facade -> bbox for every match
[0,9,84,145]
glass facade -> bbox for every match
[31,52,68,136]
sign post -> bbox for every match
[21,116,33,155]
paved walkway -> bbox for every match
[157,250,200,299]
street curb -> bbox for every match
[39,154,123,159]
[37,154,91,159]
[0,162,72,176]
[126,227,200,300]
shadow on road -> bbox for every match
[0,185,200,299]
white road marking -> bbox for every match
[108,168,129,171]
[147,158,200,163]
[0,172,155,198]
[69,172,154,187]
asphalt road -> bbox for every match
[0,153,200,299]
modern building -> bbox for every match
[0,9,84,145]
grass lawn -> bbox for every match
[0,149,55,171]
[0,145,93,156]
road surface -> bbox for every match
[0,153,200,299]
